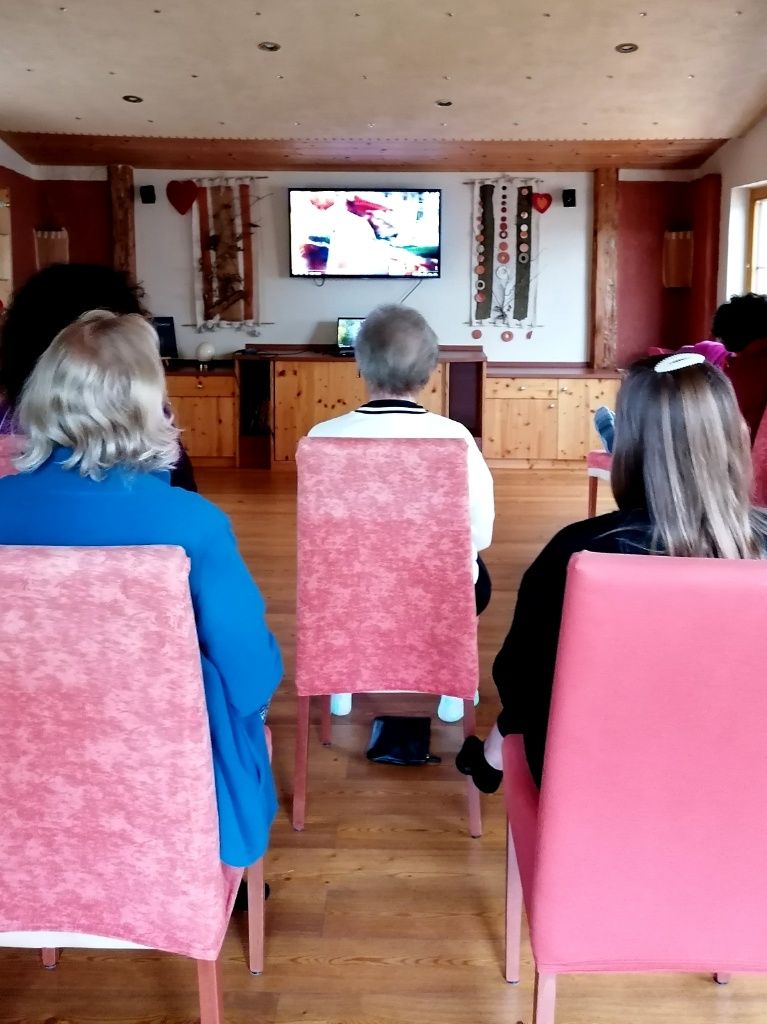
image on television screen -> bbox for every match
[289,189,441,279]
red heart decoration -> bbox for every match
[532,192,553,214]
[166,180,199,215]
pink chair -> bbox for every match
[293,437,481,837]
[585,449,612,518]
[0,545,266,1022]
[504,551,767,1022]
[751,406,767,506]
[0,434,23,477]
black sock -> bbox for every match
[455,736,503,794]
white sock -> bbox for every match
[330,693,352,716]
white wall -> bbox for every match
[134,169,592,362]
[702,113,767,298]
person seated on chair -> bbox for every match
[0,262,197,491]
[458,352,767,793]
[711,292,767,442]
[0,310,282,869]
[308,303,495,723]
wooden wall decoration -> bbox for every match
[591,168,619,370]
[34,228,69,270]
[107,164,136,281]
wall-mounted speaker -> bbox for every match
[139,185,156,205]
[562,189,576,208]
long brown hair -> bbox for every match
[611,355,767,558]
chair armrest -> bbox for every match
[502,734,540,906]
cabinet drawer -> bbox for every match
[485,377,557,401]
[166,374,236,398]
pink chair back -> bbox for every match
[751,405,767,505]
[295,437,478,699]
[0,546,240,960]
[528,550,767,974]
[0,435,23,477]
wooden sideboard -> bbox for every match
[483,367,621,467]
[165,366,239,466]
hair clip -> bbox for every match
[654,352,706,374]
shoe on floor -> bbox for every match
[455,736,503,794]
[437,691,480,723]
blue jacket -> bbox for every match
[0,449,282,867]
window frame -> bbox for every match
[746,184,767,293]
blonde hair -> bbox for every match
[15,310,179,480]
[611,356,767,559]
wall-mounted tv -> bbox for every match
[289,188,441,279]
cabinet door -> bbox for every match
[419,366,447,415]
[484,397,558,460]
[172,396,237,458]
[557,378,620,460]
[273,361,367,462]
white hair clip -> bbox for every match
[654,352,706,374]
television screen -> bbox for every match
[289,189,441,279]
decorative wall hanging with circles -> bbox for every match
[470,176,540,336]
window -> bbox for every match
[0,187,11,310]
[747,185,767,294]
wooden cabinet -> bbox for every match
[484,374,620,466]
[166,372,238,465]
[272,360,447,463]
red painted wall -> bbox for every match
[0,164,111,294]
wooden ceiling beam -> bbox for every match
[0,133,726,172]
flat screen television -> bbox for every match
[289,188,441,279]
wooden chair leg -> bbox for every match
[533,971,557,1024]
[714,973,731,985]
[463,698,482,838]
[41,947,59,969]
[293,695,311,831]
[247,858,265,975]
[320,694,332,746]
[197,956,224,1024]
[505,822,522,984]
[587,475,598,518]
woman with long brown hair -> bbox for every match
[458,352,767,792]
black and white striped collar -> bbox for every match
[356,399,427,415]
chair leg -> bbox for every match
[320,694,332,746]
[41,948,59,969]
[197,957,224,1024]
[505,822,522,984]
[293,695,311,831]
[247,858,265,975]
[463,698,482,838]
[714,973,731,985]
[533,971,557,1024]
[587,475,598,518]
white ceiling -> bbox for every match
[0,0,765,141]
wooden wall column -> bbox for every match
[590,167,619,370]
[108,163,136,281]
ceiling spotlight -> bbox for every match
[688,73,695,78]
[123,95,143,103]
[440,122,448,127]
[615,42,639,53]
[258,40,281,51]
[435,99,453,107]
[639,9,647,14]
[368,122,375,128]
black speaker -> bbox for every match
[562,188,576,208]
[139,185,156,205]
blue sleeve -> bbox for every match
[189,508,283,718]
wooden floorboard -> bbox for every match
[3,468,767,1022]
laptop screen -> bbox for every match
[337,317,364,349]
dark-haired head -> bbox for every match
[711,292,767,353]
[0,263,146,409]
[611,354,765,559]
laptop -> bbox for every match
[336,317,364,356]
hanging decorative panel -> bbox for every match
[471,177,540,335]
[192,177,261,330]
[35,228,69,270]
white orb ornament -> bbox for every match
[195,340,216,364]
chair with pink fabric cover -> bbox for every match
[0,545,265,1022]
[504,551,767,1023]
[294,437,481,837]
[0,434,23,477]
[751,405,767,506]
[585,449,612,518]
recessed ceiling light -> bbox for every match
[368,122,375,128]
[109,70,116,75]
[443,74,451,80]
[75,116,81,120]
[639,9,647,15]
[582,121,589,126]
[606,74,614,78]
[276,74,284,79]
[26,67,33,72]
[294,121,301,126]
[191,73,199,78]
[615,42,639,53]
[542,11,551,15]
[526,75,533,80]
[258,40,281,51]
[445,11,453,15]
[440,122,448,127]
[219,121,226,125]
[435,99,453,107]
[147,119,154,123]
[123,95,143,103]
[688,73,695,78]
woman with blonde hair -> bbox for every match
[458,352,767,792]
[0,310,282,868]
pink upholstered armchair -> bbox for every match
[294,437,482,837]
[505,551,767,1023]
[0,434,22,477]
[0,545,266,1023]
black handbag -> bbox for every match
[366,715,441,766]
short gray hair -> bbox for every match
[355,305,439,396]
[15,310,180,480]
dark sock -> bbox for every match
[234,880,270,912]
[456,736,503,794]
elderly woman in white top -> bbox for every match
[309,304,495,722]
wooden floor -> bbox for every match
[3,468,767,1023]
